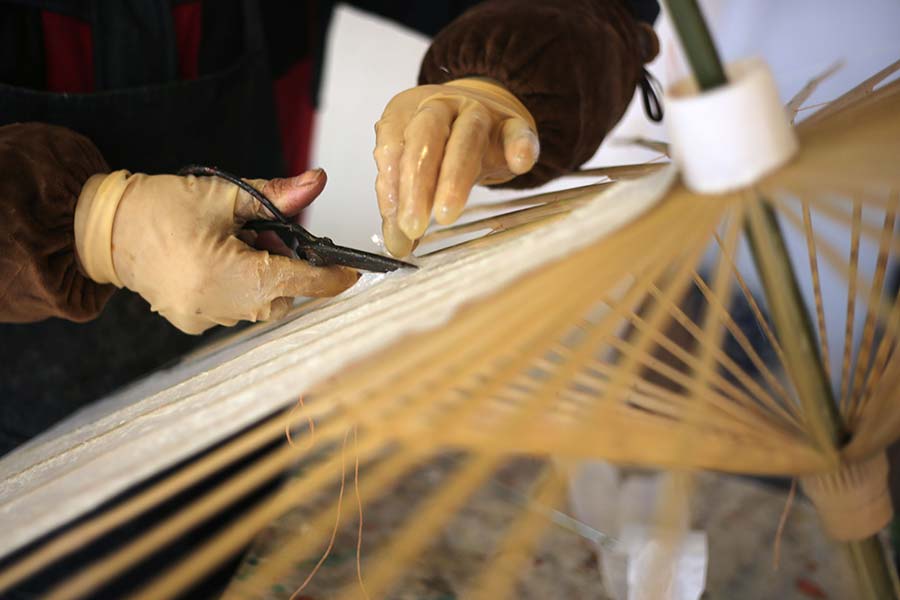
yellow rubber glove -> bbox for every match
[74,168,358,334]
[374,78,539,256]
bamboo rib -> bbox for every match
[573,162,668,179]
[661,269,798,423]
[133,214,653,599]
[44,233,593,599]
[786,61,844,122]
[329,245,694,600]
[421,196,590,245]
[839,202,863,413]
[226,261,653,599]
[465,469,568,600]
[714,231,791,375]
[690,270,797,420]
[775,199,900,349]
[848,204,896,424]
[801,201,833,382]
[9,75,900,598]
[617,138,670,155]
[578,198,760,444]
[793,195,900,263]
[556,363,788,440]
[9,240,581,593]
[461,182,612,216]
[798,58,900,130]
[223,245,635,596]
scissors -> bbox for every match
[178,165,417,273]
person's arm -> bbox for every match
[374,0,660,256]
[418,0,659,187]
[0,123,357,333]
[0,123,115,323]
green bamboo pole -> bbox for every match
[663,1,900,598]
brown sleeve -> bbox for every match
[419,0,659,188]
[0,123,115,323]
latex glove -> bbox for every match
[74,168,358,334]
[374,78,539,256]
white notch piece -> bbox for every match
[665,57,798,194]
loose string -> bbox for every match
[354,426,370,600]
[285,395,316,450]
[290,429,350,600]
[772,478,797,570]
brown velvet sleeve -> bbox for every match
[419,0,659,188]
[0,123,115,323]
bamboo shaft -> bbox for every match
[664,2,899,598]
[665,0,726,90]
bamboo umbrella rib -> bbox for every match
[794,194,900,261]
[579,207,726,438]
[421,196,590,245]
[845,351,900,460]
[559,362,795,440]
[714,231,791,373]
[39,230,593,598]
[662,209,741,550]
[620,138,670,155]
[639,277,798,428]
[848,203,896,423]
[465,469,568,600]
[0,408,295,593]
[776,198,900,330]
[776,199,900,349]
[130,285,581,600]
[603,329,785,438]
[689,269,798,419]
[573,162,668,179]
[839,202,863,413]
[857,287,900,420]
[330,249,695,599]
[47,427,384,600]
[798,58,900,130]
[523,356,768,438]
[330,455,502,600]
[5,234,578,591]
[178,218,640,597]
[800,201,833,381]
[461,182,612,216]
[786,61,844,122]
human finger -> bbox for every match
[397,100,454,240]
[432,102,491,225]
[261,253,359,298]
[233,169,327,221]
[501,117,540,175]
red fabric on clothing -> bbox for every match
[41,11,93,93]
[173,1,203,80]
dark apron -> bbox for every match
[0,4,293,597]
[0,0,285,456]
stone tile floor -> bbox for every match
[226,455,856,599]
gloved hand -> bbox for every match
[374,78,539,256]
[74,168,358,334]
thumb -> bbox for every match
[501,118,539,175]
[234,168,327,220]
[262,253,360,299]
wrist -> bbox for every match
[74,170,131,287]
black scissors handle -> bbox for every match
[178,165,417,273]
